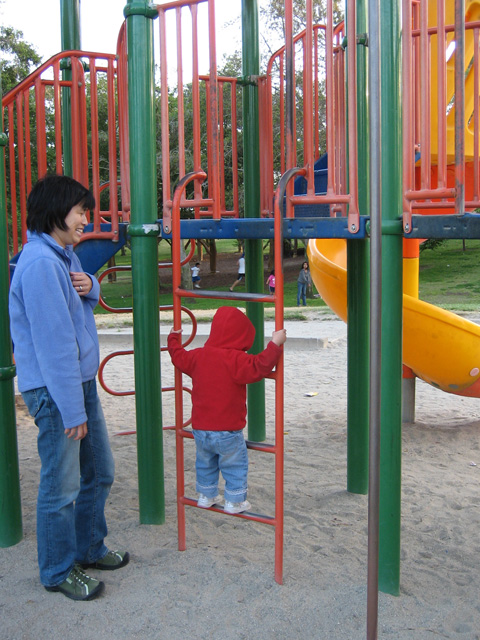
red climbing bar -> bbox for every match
[454,0,465,214]
[346,0,359,230]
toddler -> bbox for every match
[168,306,286,513]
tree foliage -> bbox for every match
[260,0,344,59]
[0,26,41,96]
[0,21,43,251]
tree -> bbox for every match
[0,26,41,96]
[260,0,344,59]
[1,22,42,252]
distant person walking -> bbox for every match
[266,270,275,294]
[229,252,245,291]
[297,261,311,306]
[191,262,201,289]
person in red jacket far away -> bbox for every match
[168,306,287,514]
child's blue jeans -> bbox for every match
[193,429,248,503]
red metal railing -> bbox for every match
[2,46,129,256]
[156,0,240,234]
[262,7,359,232]
[157,1,359,232]
[403,0,480,230]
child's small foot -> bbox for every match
[229,287,233,292]
[224,500,251,514]
[197,494,223,508]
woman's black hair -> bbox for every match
[26,174,95,234]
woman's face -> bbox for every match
[303,262,308,269]
[51,204,88,248]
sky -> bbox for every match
[0,0,246,70]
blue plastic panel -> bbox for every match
[74,223,129,273]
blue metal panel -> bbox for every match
[407,214,480,239]
[162,215,368,240]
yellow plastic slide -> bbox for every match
[307,238,480,398]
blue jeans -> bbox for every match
[297,282,307,305]
[193,430,248,503]
[22,379,115,587]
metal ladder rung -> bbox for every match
[182,496,276,523]
[177,288,275,303]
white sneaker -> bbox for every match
[224,500,251,514]
[194,284,201,289]
[197,494,223,508]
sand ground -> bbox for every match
[1,309,480,639]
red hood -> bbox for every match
[204,307,255,351]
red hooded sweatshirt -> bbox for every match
[167,306,282,431]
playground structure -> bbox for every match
[307,0,480,403]
[0,0,478,633]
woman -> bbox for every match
[297,260,311,306]
[9,175,129,601]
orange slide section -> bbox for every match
[307,238,480,398]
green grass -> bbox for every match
[96,240,326,314]
[96,238,480,317]
[419,239,480,310]
[97,262,327,314]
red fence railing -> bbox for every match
[2,45,129,256]
[264,3,359,233]
[156,0,241,233]
[158,1,359,232]
[403,0,480,230]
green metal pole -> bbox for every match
[378,0,403,596]
[241,0,265,442]
[0,76,23,547]
[346,0,370,495]
[125,0,164,524]
[60,0,80,177]
[60,0,81,50]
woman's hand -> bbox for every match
[70,271,92,296]
[65,422,88,440]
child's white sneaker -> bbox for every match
[224,500,251,514]
[197,494,223,508]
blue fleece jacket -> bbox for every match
[9,231,100,429]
